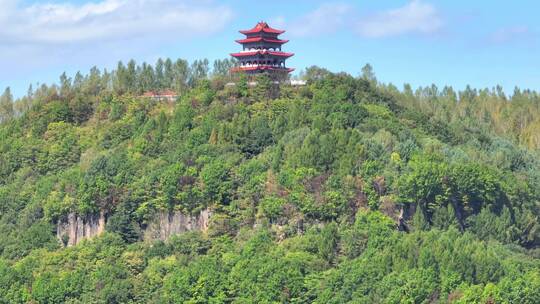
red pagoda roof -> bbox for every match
[235,37,289,44]
[231,66,295,73]
[240,22,285,35]
[230,50,294,58]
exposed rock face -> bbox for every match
[143,208,212,241]
[56,211,106,247]
[397,203,417,232]
[56,208,212,246]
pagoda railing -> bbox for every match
[241,48,281,52]
[239,63,286,68]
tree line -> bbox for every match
[0,59,538,303]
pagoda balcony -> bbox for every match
[239,47,282,53]
[239,63,286,68]
[231,65,295,73]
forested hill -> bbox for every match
[0,59,539,303]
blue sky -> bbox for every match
[1,0,539,97]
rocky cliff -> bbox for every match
[56,211,106,246]
[57,209,211,246]
[143,208,212,241]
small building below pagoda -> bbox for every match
[230,22,294,75]
[141,89,179,102]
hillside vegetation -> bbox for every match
[0,60,539,303]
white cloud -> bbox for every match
[489,26,532,44]
[268,16,287,30]
[287,3,352,37]
[356,0,443,38]
[0,0,233,45]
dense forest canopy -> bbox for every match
[0,58,539,303]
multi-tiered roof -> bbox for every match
[231,22,294,74]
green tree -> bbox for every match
[189,59,210,86]
[0,87,14,122]
[212,58,236,77]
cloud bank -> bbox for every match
[0,0,233,45]
[279,1,443,39]
[288,3,352,38]
[356,0,443,38]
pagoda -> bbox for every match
[230,22,294,75]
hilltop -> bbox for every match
[0,59,539,303]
